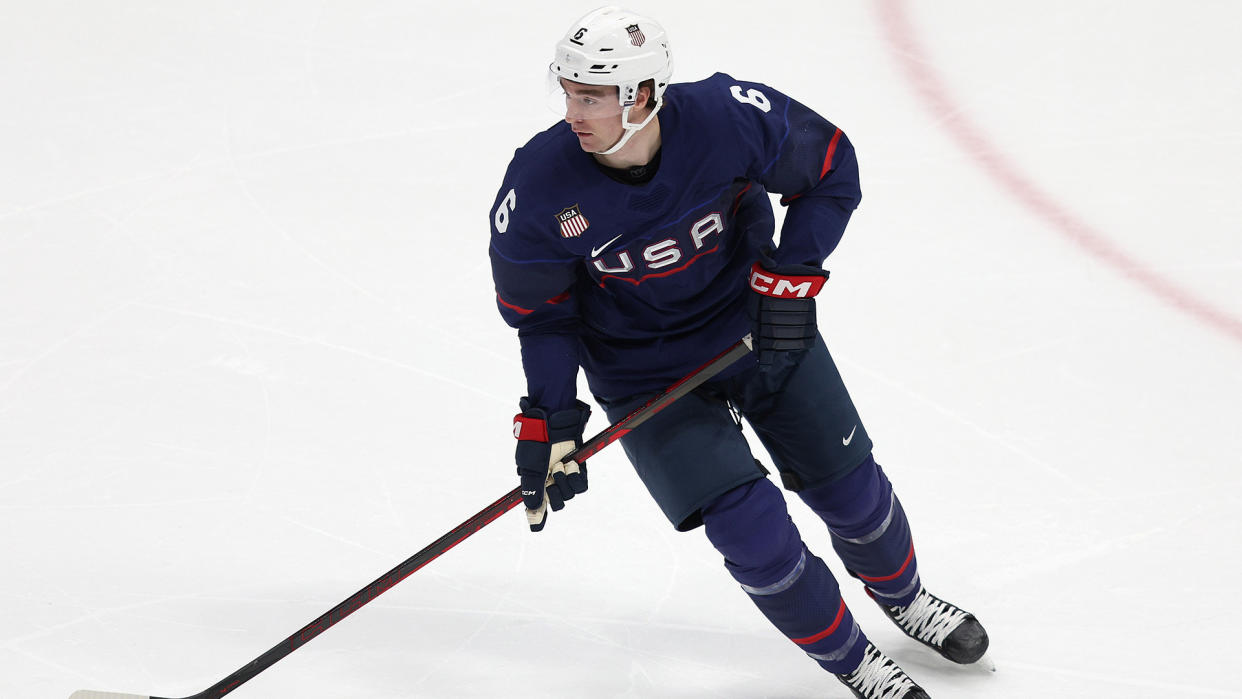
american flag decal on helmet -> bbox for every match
[626,24,646,47]
[556,204,590,238]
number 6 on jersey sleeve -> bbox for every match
[730,85,771,113]
[494,188,517,233]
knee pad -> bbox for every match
[702,478,803,587]
[702,480,867,674]
[798,454,884,527]
[799,456,920,606]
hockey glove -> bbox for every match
[746,258,828,366]
[513,398,592,532]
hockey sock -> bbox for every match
[798,455,921,607]
[702,479,867,674]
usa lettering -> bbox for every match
[593,212,723,275]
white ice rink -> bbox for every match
[3,1,1240,697]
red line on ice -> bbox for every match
[875,0,1242,346]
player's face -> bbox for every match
[559,80,625,152]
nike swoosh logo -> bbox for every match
[591,234,624,257]
[842,425,857,446]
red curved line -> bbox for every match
[792,598,848,646]
[598,244,721,287]
[856,541,915,583]
[876,0,1242,346]
[496,293,532,316]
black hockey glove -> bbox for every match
[513,398,592,532]
[746,258,829,367]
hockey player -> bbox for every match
[488,7,989,698]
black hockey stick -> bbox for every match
[70,335,753,699]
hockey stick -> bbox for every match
[70,335,753,699]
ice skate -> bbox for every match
[877,586,989,664]
[834,641,930,699]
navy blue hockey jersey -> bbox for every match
[488,73,861,409]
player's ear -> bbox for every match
[636,81,654,111]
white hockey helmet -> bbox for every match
[551,6,672,109]
[550,6,672,154]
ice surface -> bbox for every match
[3,2,1240,697]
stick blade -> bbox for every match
[70,691,152,699]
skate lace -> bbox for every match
[844,644,918,699]
[890,589,968,646]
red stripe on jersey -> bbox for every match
[498,291,571,314]
[779,129,843,206]
[857,541,915,583]
[497,293,533,315]
[792,598,847,645]
[820,128,843,180]
[731,182,753,215]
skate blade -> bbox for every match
[970,651,997,673]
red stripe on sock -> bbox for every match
[792,598,847,646]
[857,541,915,583]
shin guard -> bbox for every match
[703,479,867,674]
[799,456,921,607]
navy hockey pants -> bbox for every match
[597,335,923,672]
[597,333,873,531]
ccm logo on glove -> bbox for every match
[748,262,827,298]
[512,399,592,532]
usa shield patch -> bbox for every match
[556,204,589,238]
[626,24,646,47]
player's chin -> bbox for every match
[573,133,596,151]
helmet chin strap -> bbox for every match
[594,99,663,156]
